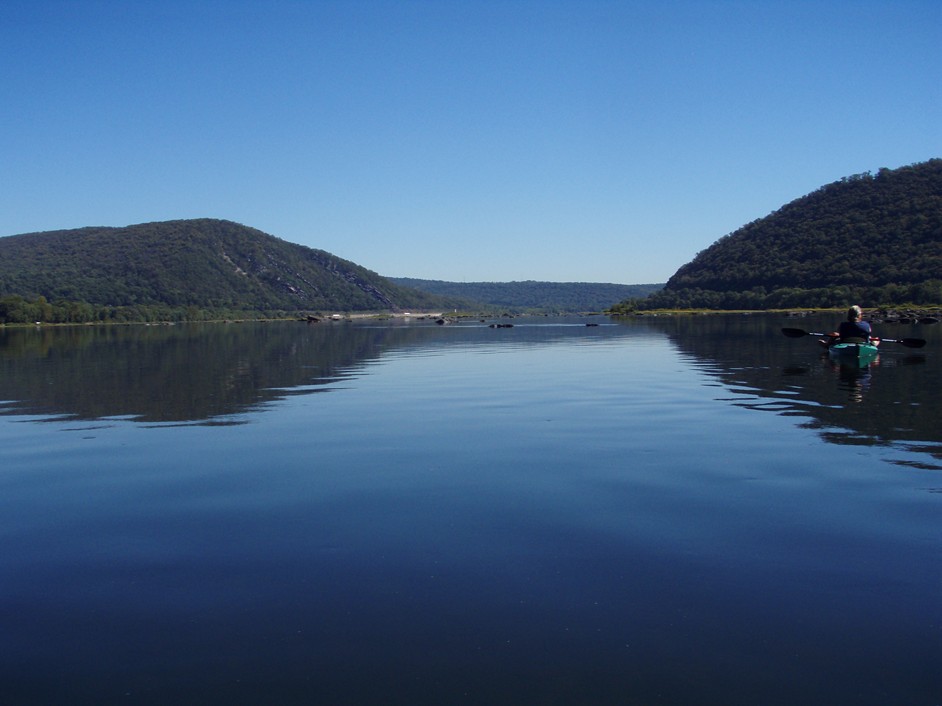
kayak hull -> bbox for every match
[828,342,879,366]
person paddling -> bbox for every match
[823,305,877,346]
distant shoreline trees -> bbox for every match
[0,294,303,325]
[608,281,942,314]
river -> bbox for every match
[1,314,939,705]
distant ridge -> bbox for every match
[0,218,658,323]
[615,158,942,311]
[0,219,447,320]
[390,278,662,313]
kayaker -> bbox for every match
[837,305,872,342]
[820,305,874,347]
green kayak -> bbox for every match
[828,341,880,366]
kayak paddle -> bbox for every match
[781,327,829,338]
[877,336,927,348]
[781,327,926,348]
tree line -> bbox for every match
[0,294,300,325]
[610,280,942,313]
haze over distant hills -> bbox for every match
[389,278,661,313]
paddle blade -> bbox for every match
[878,337,926,348]
[781,327,830,338]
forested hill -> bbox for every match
[390,278,662,313]
[0,219,449,320]
[617,159,941,311]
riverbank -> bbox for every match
[612,306,942,322]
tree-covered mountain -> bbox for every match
[390,278,662,313]
[613,159,942,311]
[0,219,450,322]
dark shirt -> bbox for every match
[838,320,871,341]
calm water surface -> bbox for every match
[1,315,940,705]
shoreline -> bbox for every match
[4,306,940,329]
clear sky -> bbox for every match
[1,0,939,284]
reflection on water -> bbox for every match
[2,315,940,464]
[0,322,414,423]
[832,358,873,403]
[1,314,940,705]
[0,319,642,423]
[617,313,942,468]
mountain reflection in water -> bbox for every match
[1,314,940,705]
[2,315,940,468]
[0,322,418,423]
[0,319,640,424]
[634,313,942,469]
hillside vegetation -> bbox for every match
[390,278,662,313]
[613,159,942,311]
[0,219,450,323]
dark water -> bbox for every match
[1,315,940,705]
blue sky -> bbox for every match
[1,0,939,284]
